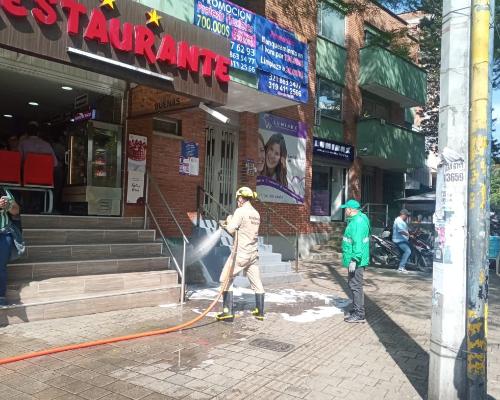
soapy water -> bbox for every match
[186,228,223,265]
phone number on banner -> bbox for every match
[258,72,308,103]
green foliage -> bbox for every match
[491,165,500,211]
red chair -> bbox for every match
[23,153,54,187]
[0,150,21,185]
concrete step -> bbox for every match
[258,244,273,253]
[0,285,181,325]
[21,215,144,230]
[8,256,171,281]
[258,252,283,263]
[234,271,301,288]
[260,262,292,274]
[304,251,342,262]
[6,270,178,303]
[13,242,163,263]
[23,229,156,245]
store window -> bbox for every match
[153,117,181,138]
[317,2,345,46]
[317,79,343,120]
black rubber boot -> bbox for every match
[251,293,265,321]
[216,291,234,322]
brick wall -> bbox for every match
[125,85,207,237]
[123,1,419,242]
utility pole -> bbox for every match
[429,0,494,398]
[428,1,471,398]
[466,0,493,398]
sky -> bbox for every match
[494,89,500,141]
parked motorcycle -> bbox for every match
[370,227,433,271]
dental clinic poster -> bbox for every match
[256,113,306,204]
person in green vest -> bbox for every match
[341,199,370,323]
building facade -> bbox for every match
[0,0,427,258]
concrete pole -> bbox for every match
[428,1,471,398]
[466,0,493,398]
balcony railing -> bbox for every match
[359,45,427,107]
[357,118,426,170]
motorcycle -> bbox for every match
[370,227,433,271]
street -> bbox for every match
[0,259,498,400]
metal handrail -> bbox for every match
[257,200,300,273]
[196,186,231,229]
[361,203,389,227]
[144,172,188,303]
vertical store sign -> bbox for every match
[194,0,256,73]
[255,15,308,103]
[256,113,307,204]
[127,134,147,204]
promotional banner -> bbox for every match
[126,134,147,204]
[194,0,256,73]
[179,141,200,176]
[257,113,307,204]
[255,15,308,84]
[258,71,308,103]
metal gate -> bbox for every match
[203,125,238,220]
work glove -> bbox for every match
[348,260,357,273]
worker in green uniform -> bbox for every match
[341,199,370,323]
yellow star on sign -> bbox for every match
[146,9,162,27]
[99,0,115,9]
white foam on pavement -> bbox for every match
[280,306,344,323]
[189,287,347,306]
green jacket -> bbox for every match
[341,211,370,268]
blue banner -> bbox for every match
[258,71,308,103]
[194,0,256,73]
[255,15,308,84]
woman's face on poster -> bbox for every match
[257,138,265,174]
[266,143,281,170]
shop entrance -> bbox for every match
[0,49,125,216]
[203,124,238,219]
[310,164,345,221]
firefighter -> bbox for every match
[217,187,265,322]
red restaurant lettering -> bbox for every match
[0,0,231,83]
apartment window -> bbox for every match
[362,96,389,121]
[318,2,345,46]
[364,25,389,47]
[317,79,343,120]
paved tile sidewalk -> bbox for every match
[0,261,498,400]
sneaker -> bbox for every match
[344,310,354,321]
[397,268,409,274]
[345,314,366,323]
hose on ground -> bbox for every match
[0,229,238,366]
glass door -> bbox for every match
[88,121,122,188]
[67,122,89,186]
[311,165,331,217]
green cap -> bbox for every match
[340,199,361,209]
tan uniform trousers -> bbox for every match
[219,252,264,294]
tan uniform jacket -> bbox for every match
[226,201,260,257]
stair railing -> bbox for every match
[258,201,300,273]
[361,203,389,228]
[144,171,188,303]
[196,186,231,229]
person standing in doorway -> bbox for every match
[341,199,370,323]
[392,209,412,273]
[0,187,20,307]
[217,187,265,321]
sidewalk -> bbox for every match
[0,259,498,400]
